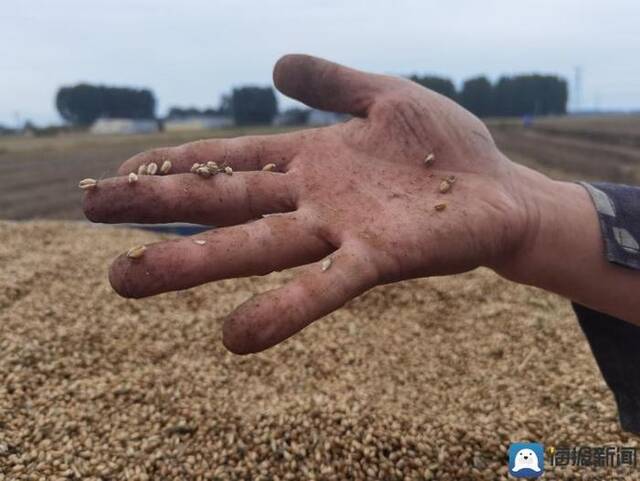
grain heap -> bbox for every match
[0,221,637,481]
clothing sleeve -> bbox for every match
[573,182,640,433]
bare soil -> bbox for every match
[0,116,639,220]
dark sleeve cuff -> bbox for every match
[578,181,640,269]
[573,181,640,433]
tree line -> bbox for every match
[55,85,156,126]
[410,73,568,117]
[56,84,278,127]
[54,71,567,128]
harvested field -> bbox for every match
[0,127,293,220]
[488,115,640,183]
[1,116,639,220]
[0,221,638,480]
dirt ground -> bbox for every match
[0,127,292,220]
[1,221,638,480]
[0,116,639,220]
[490,116,640,184]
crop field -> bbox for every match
[1,116,640,480]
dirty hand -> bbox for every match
[83,54,536,353]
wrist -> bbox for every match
[490,162,600,289]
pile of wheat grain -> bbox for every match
[0,221,636,481]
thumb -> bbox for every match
[273,54,394,117]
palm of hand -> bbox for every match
[83,55,525,353]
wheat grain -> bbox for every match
[439,180,451,193]
[126,245,146,259]
[4,222,626,481]
[224,166,233,175]
[321,257,332,272]
[262,163,277,172]
[160,160,172,174]
[424,153,435,166]
[196,167,212,177]
[128,173,138,184]
[146,162,158,175]
[78,178,98,190]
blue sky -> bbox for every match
[2,0,639,125]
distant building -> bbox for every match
[164,116,233,132]
[272,108,310,126]
[90,118,158,135]
[307,109,348,126]
[0,126,14,136]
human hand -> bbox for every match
[83,54,535,353]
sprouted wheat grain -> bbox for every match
[424,153,435,166]
[262,163,277,172]
[439,175,457,194]
[126,245,146,259]
[146,162,158,175]
[160,160,172,174]
[78,178,98,190]
[196,167,212,178]
[439,181,451,193]
[128,173,138,184]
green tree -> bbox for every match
[218,94,232,116]
[409,75,457,101]
[460,76,494,118]
[231,86,278,126]
[493,75,567,116]
[55,84,156,126]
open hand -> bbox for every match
[83,54,532,353]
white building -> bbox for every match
[90,118,158,135]
[164,116,233,132]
